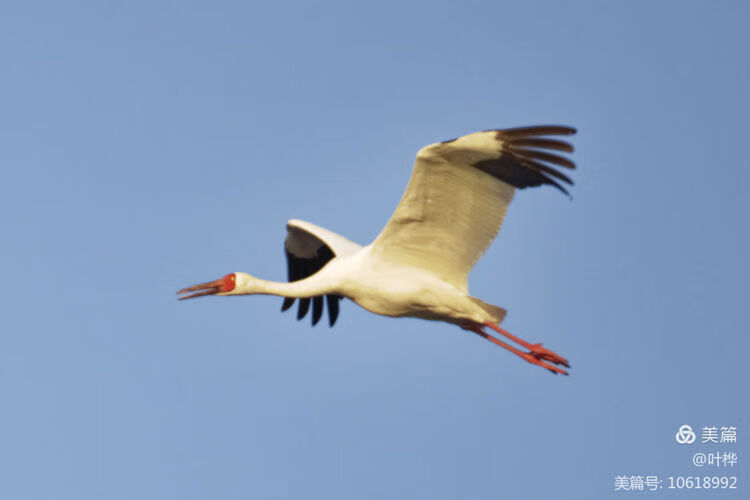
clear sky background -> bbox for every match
[2,1,749,498]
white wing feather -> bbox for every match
[286,219,362,258]
[370,131,515,291]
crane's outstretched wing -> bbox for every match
[281,220,361,327]
[370,125,576,291]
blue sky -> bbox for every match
[2,1,748,498]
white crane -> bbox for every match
[178,125,576,375]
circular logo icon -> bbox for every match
[675,424,696,444]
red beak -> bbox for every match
[176,279,224,300]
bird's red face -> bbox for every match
[177,273,236,300]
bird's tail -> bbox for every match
[469,297,507,324]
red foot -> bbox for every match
[528,343,570,368]
[466,322,570,375]
[520,351,569,375]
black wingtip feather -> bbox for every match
[510,147,576,169]
[297,298,310,320]
[497,125,577,137]
[508,137,574,153]
[312,296,323,326]
[473,125,576,196]
[327,295,340,327]
[515,157,575,186]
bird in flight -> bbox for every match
[178,125,576,375]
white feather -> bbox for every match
[370,131,515,292]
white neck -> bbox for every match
[230,272,333,299]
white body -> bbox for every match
[237,242,502,326]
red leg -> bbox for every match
[484,322,570,368]
[467,326,568,375]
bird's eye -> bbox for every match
[222,273,237,292]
